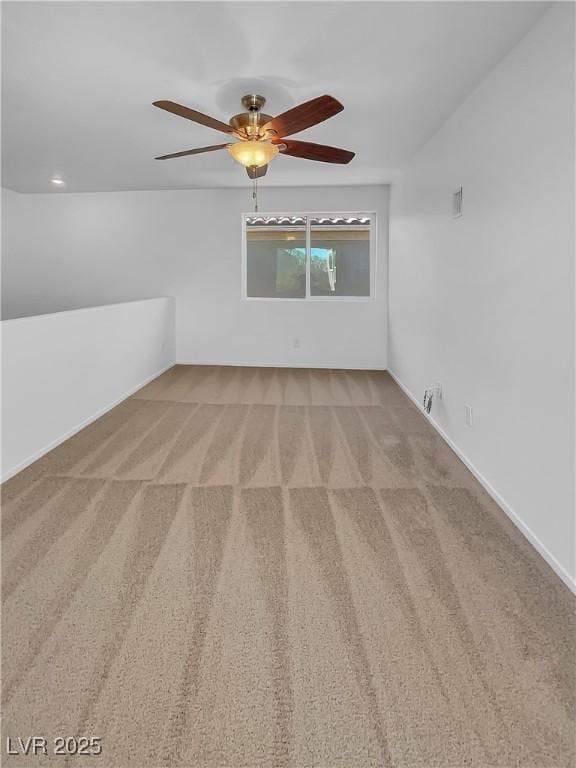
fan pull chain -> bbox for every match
[253,176,258,212]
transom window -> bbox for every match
[243,213,375,300]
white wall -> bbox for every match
[1,297,175,480]
[1,186,175,319]
[2,185,388,369]
[388,3,575,590]
[175,186,387,368]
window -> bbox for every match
[243,213,375,300]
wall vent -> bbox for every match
[452,187,463,218]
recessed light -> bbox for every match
[51,177,65,186]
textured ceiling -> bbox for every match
[2,1,550,192]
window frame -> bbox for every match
[241,211,377,302]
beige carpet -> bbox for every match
[2,366,574,767]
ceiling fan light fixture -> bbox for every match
[152,95,354,174]
[228,140,279,168]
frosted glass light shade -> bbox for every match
[228,140,279,168]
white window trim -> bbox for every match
[241,211,377,302]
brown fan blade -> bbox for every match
[246,164,268,179]
[155,144,230,160]
[275,139,354,164]
[261,95,343,138]
[153,100,234,135]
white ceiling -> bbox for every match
[2,1,550,193]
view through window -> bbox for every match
[244,214,373,299]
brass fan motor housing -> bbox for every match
[229,112,273,130]
[229,111,275,137]
[229,95,278,138]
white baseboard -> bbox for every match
[1,362,175,484]
[388,369,576,595]
[176,360,388,370]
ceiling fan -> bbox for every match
[153,94,355,179]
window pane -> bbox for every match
[310,216,371,296]
[246,216,306,298]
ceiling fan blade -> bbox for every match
[261,95,343,138]
[153,100,234,135]
[155,144,230,160]
[276,139,354,164]
[246,165,268,179]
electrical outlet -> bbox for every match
[293,338,300,349]
[465,404,473,426]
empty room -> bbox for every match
[1,1,574,766]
